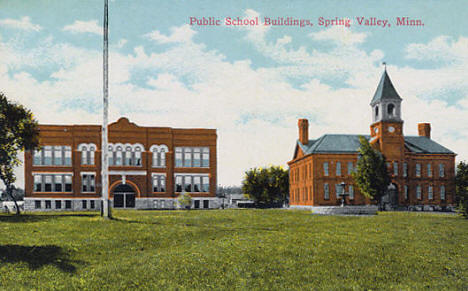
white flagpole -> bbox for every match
[101,0,111,218]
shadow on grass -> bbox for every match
[0,245,83,273]
[0,213,98,223]
[111,217,161,225]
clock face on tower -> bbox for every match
[388,126,395,133]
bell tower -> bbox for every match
[369,67,405,161]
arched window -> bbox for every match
[387,103,395,116]
[134,146,142,166]
[125,146,132,165]
[115,146,123,166]
[151,145,168,168]
[375,106,379,118]
[79,144,96,165]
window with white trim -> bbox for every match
[427,164,432,177]
[108,144,143,166]
[33,174,73,193]
[439,164,445,178]
[416,185,422,200]
[152,175,166,192]
[81,174,95,193]
[79,144,96,165]
[151,145,168,168]
[323,162,329,176]
[416,164,421,177]
[324,183,329,200]
[175,147,210,168]
[174,174,210,192]
[336,162,341,176]
[440,185,445,200]
[428,186,433,200]
[33,146,72,166]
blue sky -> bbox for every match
[1,0,467,186]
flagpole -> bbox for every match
[101,0,111,218]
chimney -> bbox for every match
[418,123,431,138]
[298,119,309,145]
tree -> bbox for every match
[178,192,192,209]
[455,161,468,218]
[0,92,39,215]
[242,165,289,207]
[352,136,391,208]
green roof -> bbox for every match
[298,134,454,155]
[370,70,402,105]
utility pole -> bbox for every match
[101,0,111,218]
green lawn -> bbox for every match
[0,210,467,290]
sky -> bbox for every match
[1,0,467,187]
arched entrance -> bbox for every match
[113,184,136,208]
[382,183,399,210]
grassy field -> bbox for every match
[0,210,467,290]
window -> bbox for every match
[393,162,398,176]
[175,148,183,167]
[324,183,329,200]
[375,106,379,118]
[193,148,201,167]
[336,162,341,176]
[440,186,446,200]
[404,185,408,200]
[416,164,421,177]
[202,148,210,167]
[403,162,408,177]
[45,200,51,209]
[80,144,96,165]
[416,185,422,200]
[184,149,192,167]
[184,176,192,192]
[33,174,72,193]
[175,176,183,192]
[90,200,95,209]
[55,200,62,209]
[153,175,166,192]
[175,175,209,193]
[387,103,395,116]
[193,176,201,192]
[428,186,433,200]
[82,200,87,209]
[115,146,123,166]
[349,185,354,200]
[335,184,342,199]
[427,164,432,177]
[33,146,71,166]
[202,176,210,192]
[35,200,41,209]
[323,162,329,176]
[65,200,72,209]
[152,145,168,168]
[347,162,353,175]
[439,164,445,178]
[124,146,132,166]
[175,147,210,168]
[81,174,95,193]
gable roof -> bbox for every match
[370,70,402,106]
[296,134,454,156]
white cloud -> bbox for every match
[63,20,102,35]
[145,24,196,44]
[310,25,367,46]
[0,16,41,31]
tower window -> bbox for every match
[387,103,395,116]
[375,106,379,117]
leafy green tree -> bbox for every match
[352,136,391,208]
[0,92,39,215]
[455,161,468,218]
[242,165,289,207]
[178,192,192,209]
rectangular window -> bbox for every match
[183,148,192,167]
[153,175,166,192]
[44,146,53,165]
[35,200,41,209]
[175,175,183,192]
[393,162,398,176]
[335,184,341,199]
[81,174,95,193]
[347,162,353,175]
[440,186,446,200]
[184,176,192,192]
[323,162,329,176]
[55,200,62,209]
[82,200,87,209]
[428,186,433,200]
[324,183,329,200]
[54,175,63,192]
[33,150,42,165]
[193,176,201,192]
[193,148,201,167]
[404,185,408,200]
[34,175,42,192]
[82,174,88,192]
[45,200,51,209]
[416,164,421,177]
[65,200,72,209]
[81,151,88,165]
[175,148,183,167]
[403,162,408,177]
[44,175,52,192]
[89,150,95,165]
[202,147,210,167]
[160,150,165,167]
[53,146,63,165]
[64,146,71,166]
[439,164,445,178]
[202,176,210,192]
[349,185,354,200]
[90,200,95,209]
[115,150,122,166]
[153,152,160,167]
[416,185,422,200]
[427,164,432,177]
[65,175,72,192]
[336,162,341,176]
